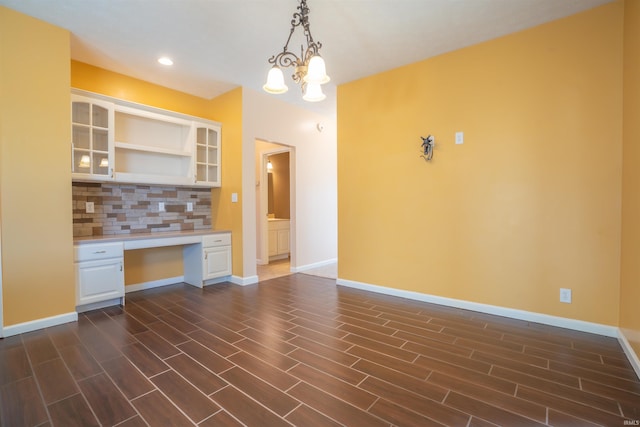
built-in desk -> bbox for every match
[74,230,231,312]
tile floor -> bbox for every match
[1,274,639,426]
[300,262,337,280]
[257,259,338,280]
[256,259,292,281]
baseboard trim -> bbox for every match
[125,276,185,293]
[76,298,123,313]
[231,275,259,286]
[336,278,618,338]
[203,275,233,286]
[292,258,338,273]
[2,312,78,337]
[618,330,640,380]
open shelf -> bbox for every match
[115,141,191,157]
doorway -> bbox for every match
[255,140,295,281]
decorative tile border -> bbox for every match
[72,182,212,237]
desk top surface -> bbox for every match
[74,229,230,245]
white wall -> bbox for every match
[242,88,337,278]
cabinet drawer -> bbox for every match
[203,233,231,248]
[268,219,290,231]
[74,242,124,262]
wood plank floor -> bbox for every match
[1,274,639,426]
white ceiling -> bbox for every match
[1,0,613,117]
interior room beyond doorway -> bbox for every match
[255,140,294,281]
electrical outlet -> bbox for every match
[187,202,193,212]
[455,131,464,145]
[560,288,572,304]
[159,202,165,212]
[85,201,94,213]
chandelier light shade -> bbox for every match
[304,55,330,84]
[264,0,330,101]
[264,66,288,94]
[302,82,326,102]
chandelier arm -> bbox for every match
[268,51,302,69]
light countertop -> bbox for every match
[74,229,231,245]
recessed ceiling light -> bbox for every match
[158,57,173,66]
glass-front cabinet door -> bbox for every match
[195,124,221,186]
[71,95,114,180]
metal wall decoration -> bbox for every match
[420,135,435,161]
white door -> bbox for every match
[203,246,232,279]
[76,259,124,305]
[268,229,278,256]
[277,229,290,254]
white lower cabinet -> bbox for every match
[183,232,232,286]
[268,219,290,261]
[268,230,278,256]
[204,246,232,280]
[203,234,232,280]
[74,242,124,311]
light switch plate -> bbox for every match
[187,202,193,212]
[231,193,238,203]
[560,288,572,304]
[455,131,464,145]
[159,202,165,212]
[85,201,94,213]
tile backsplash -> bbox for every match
[72,182,212,237]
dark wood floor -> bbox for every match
[1,274,639,426]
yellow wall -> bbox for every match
[124,248,184,285]
[71,61,214,118]
[620,0,640,357]
[121,247,183,285]
[0,7,75,325]
[338,2,623,326]
[71,61,243,281]
[209,88,244,276]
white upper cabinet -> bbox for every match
[71,90,222,187]
[195,124,221,186]
[71,94,115,181]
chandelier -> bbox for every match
[263,0,330,102]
